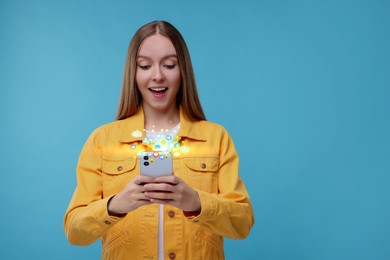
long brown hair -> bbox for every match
[116,21,206,121]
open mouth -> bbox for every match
[149,87,168,94]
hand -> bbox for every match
[143,176,201,212]
[107,175,156,216]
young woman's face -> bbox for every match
[136,34,181,113]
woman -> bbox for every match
[64,20,254,260]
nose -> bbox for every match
[152,67,165,82]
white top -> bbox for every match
[145,123,180,260]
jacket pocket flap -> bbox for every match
[184,157,219,172]
[103,158,136,175]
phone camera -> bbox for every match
[143,161,149,166]
[143,156,149,160]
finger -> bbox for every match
[144,183,174,192]
[145,192,174,203]
[149,199,175,205]
[155,175,180,185]
[134,192,154,202]
[134,175,155,185]
[144,190,175,200]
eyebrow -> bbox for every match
[137,54,178,60]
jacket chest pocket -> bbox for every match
[102,157,137,197]
[184,157,219,193]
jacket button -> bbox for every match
[169,252,176,259]
[105,220,111,225]
[200,163,206,169]
[168,210,175,218]
[117,166,123,171]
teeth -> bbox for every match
[150,87,166,92]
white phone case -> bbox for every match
[139,151,173,177]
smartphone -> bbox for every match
[139,151,173,178]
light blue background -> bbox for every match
[1,0,389,259]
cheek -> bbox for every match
[169,71,181,88]
[135,71,147,87]
[175,73,181,85]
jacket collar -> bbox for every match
[119,106,207,143]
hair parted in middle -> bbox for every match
[116,20,206,121]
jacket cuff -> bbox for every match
[95,196,125,229]
[185,190,217,222]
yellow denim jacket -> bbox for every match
[64,107,254,260]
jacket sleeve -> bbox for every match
[64,128,122,245]
[187,127,255,239]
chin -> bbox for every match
[150,103,171,111]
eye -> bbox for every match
[164,64,176,69]
[138,64,151,70]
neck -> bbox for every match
[142,105,180,130]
